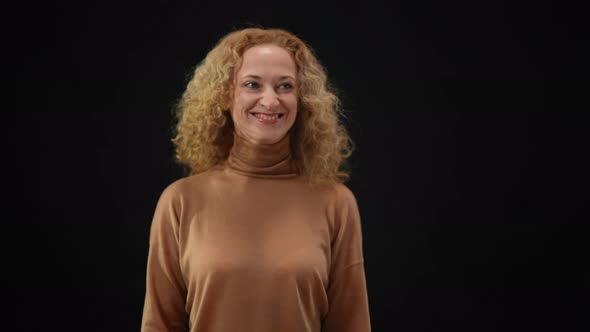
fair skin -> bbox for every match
[230,44,298,145]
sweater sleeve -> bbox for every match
[322,186,371,332]
[141,185,189,332]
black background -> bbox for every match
[7,0,588,331]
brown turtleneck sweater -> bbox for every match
[141,132,371,332]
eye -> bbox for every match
[244,81,260,89]
[278,82,294,90]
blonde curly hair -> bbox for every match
[172,27,353,184]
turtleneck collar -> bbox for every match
[226,131,298,178]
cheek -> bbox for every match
[234,94,258,114]
[285,96,298,113]
[229,108,239,123]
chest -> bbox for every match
[179,187,332,284]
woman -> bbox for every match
[141,27,371,332]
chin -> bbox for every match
[253,133,288,144]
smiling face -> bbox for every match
[230,44,298,145]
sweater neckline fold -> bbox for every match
[226,131,298,178]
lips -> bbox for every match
[250,112,285,124]
[251,112,284,120]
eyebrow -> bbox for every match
[240,74,296,81]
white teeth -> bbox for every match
[253,113,280,120]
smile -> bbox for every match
[252,113,284,120]
[250,112,285,124]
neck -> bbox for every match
[226,131,297,178]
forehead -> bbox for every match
[236,44,297,76]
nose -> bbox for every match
[259,88,280,110]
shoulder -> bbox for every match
[333,182,357,202]
[151,169,224,223]
[320,182,363,239]
[311,182,360,221]
[157,168,224,204]
[320,182,358,207]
